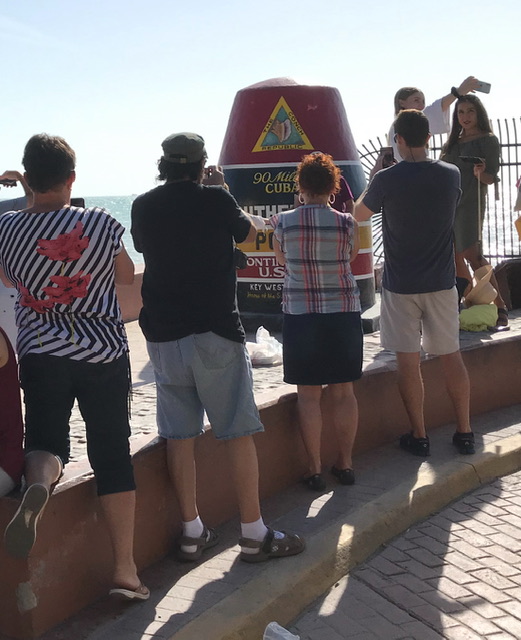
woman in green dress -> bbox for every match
[441,95,508,327]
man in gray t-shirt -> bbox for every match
[354,109,474,458]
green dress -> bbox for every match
[441,134,499,252]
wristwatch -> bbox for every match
[451,86,462,99]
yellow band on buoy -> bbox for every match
[357,221,372,250]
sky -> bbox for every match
[0,0,519,197]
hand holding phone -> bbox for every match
[0,179,17,187]
[380,147,395,169]
[459,156,485,164]
[202,165,225,186]
[475,80,491,94]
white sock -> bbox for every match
[181,516,205,554]
[240,518,290,554]
[241,517,268,541]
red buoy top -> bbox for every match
[219,78,359,166]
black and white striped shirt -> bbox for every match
[0,206,128,363]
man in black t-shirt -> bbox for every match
[131,133,304,563]
[354,110,474,458]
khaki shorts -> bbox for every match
[380,286,460,355]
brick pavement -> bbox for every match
[292,471,521,640]
[32,405,521,640]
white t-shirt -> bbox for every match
[388,98,451,161]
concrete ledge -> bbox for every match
[1,335,521,638]
[170,433,521,640]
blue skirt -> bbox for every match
[282,312,363,386]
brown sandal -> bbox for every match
[176,526,219,561]
[239,527,305,563]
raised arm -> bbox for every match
[353,190,376,222]
[114,244,135,285]
[0,170,33,207]
[440,76,480,112]
[242,211,266,244]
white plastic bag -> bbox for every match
[263,621,300,640]
[246,326,283,367]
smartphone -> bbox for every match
[459,156,485,164]
[380,146,394,169]
[475,81,491,94]
[70,197,85,207]
[0,179,17,187]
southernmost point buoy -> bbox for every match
[219,77,375,327]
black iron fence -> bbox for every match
[357,117,521,265]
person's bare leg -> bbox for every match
[455,251,472,297]
[296,385,323,475]
[166,437,198,522]
[439,351,471,433]
[225,435,261,524]
[396,352,426,438]
[324,383,358,470]
[463,244,507,310]
[100,491,142,590]
[24,450,62,490]
[227,434,305,561]
[0,468,15,497]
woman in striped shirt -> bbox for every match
[0,134,148,600]
[270,153,362,492]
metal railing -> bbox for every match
[357,117,521,265]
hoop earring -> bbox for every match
[328,194,335,204]
[298,193,305,204]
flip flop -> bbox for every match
[109,583,150,601]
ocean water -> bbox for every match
[84,195,142,265]
[87,194,521,268]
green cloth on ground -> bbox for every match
[459,304,498,331]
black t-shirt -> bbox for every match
[131,181,252,343]
[363,160,461,294]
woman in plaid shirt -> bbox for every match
[270,153,362,492]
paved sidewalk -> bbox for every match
[26,310,521,639]
[291,470,521,640]
[35,403,521,640]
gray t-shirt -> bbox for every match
[363,160,461,294]
[0,196,27,215]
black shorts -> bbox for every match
[20,353,135,496]
[282,312,363,386]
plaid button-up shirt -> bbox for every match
[270,205,360,315]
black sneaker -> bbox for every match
[453,431,475,455]
[399,432,430,457]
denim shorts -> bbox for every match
[147,332,264,440]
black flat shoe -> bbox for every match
[303,474,326,491]
[453,431,475,455]
[331,466,355,485]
